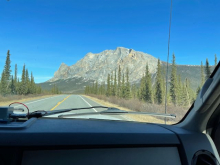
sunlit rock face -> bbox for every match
[48,47,158,83]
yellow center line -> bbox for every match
[50,95,71,111]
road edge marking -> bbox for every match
[79,95,97,112]
[51,95,71,111]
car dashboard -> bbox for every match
[0,118,219,165]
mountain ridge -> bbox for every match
[40,47,209,93]
[49,47,161,83]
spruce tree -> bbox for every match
[121,74,125,98]
[20,64,27,95]
[183,78,190,106]
[139,74,146,101]
[110,72,113,96]
[26,69,30,94]
[155,59,163,104]
[95,81,98,95]
[113,69,117,96]
[131,84,137,98]
[0,71,7,96]
[169,54,178,105]
[30,72,36,94]
[205,58,211,80]
[200,61,205,87]
[14,64,18,94]
[106,74,111,96]
[3,50,12,94]
[125,67,131,99]
[215,54,217,67]
[4,50,11,81]
[117,66,121,97]
[10,75,16,94]
[145,64,153,103]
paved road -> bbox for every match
[10,95,127,121]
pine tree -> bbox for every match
[95,81,98,94]
[0,71,7,96]
[183,78,190,106]
[155,59,163,104]
[200,61,205,87]
[10,75,16,94]
[215,54,218,67]
[117,66,121,97]
[14,64,18,94]
[106,74,111,96]
[110,72,114,96]
[139,74,145,101]
[144,64,153,103]
[205,58,211,80]
[4,50,11,81]
[121,74,125,98]
[20,64,27,95]
[3,50,12,94]
[177,74,182,106]
[170,54,178,105]
[125,67,131,99]
[30,72,36,94]
[131,84,137,98]
[26,69,30,94]
[113,69,117,96]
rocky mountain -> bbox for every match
[48,47,159,83]
[40,47,209,93]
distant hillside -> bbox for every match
[39,47,215,93]
[39,77,94,94]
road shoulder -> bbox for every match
[83,95,167,124]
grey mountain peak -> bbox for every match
[48,47,159,83]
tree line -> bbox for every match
[0,50,60,96]
[85,54,218,107]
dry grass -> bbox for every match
[84,95,190,125]
[0,94,56,106]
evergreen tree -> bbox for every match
[117,65,121,97]
[169,54,178,105]
[139,74,145,101]
[95,81,98,95]
[131,84,137,98]
[177,74,182,106]
[14,64,18,94]
[183,78,190,106]
[3,50,12,94]
[121,74,125,98]
[26,69,30,94]
[110,72,114,96]
[4,50,11,81]
[215,54,218,67]
[200,61,205,87]
[20,64,27,95]
[155,59,163,104]
[106,74,111,96]
[125,67,131,99]
[0,71,7,96]
[30,72,36,94]
[144,64,153,103]
[113,69,117,96]
[10,75,16,94]
[205,58,211,80]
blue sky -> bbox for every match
[0,0,220,83]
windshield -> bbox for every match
[0,0,219,124]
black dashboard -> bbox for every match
[0,118,219,165]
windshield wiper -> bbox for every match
[28,106,108,118]
[57,108,176,119]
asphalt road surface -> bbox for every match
[10,95,127,121]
